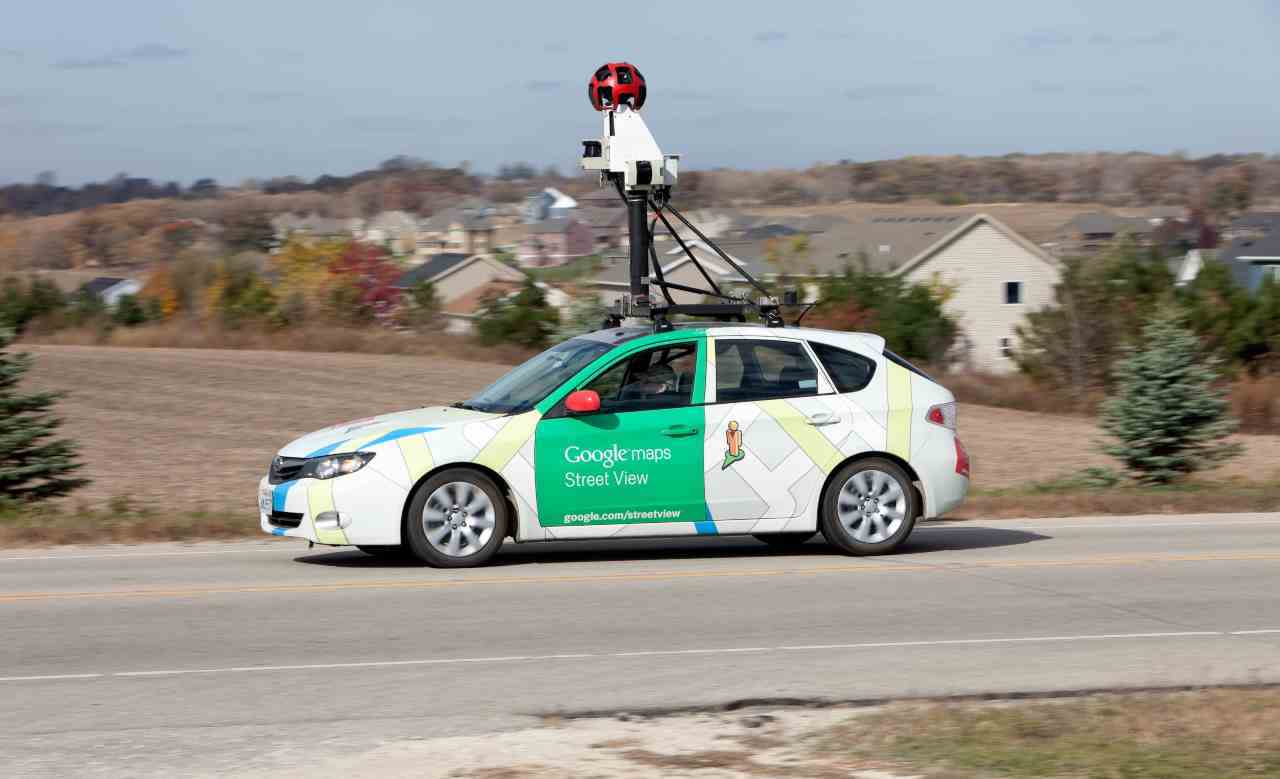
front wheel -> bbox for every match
[404,469,509,568]
[820,458,918,556]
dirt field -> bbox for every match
[24,345,1280,511]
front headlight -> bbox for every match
[299,452,375,480]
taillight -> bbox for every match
[926,402,957,431]
[955,437,970,478]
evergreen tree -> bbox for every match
[475,279,559,349]
[1100,310,1242,484]
[0,329,89,501]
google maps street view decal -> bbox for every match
[722,421,745,469]
[257,61,970,567]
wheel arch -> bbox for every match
[819,451,925,520]
[399,461,519,543]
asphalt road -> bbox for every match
[4,513,1280,776]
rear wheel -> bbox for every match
[752,532,816,547]
[404,469,508,568]
[820,458,917,556]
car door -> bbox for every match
[534,338,706,536]
[702,336,842,525]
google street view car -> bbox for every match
[258,62,969,565]
[259,325,969,566]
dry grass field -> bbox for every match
[23,345,1280,516]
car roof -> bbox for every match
[575,324,886,354]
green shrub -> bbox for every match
[1100,310,1242,484]
[475,279,559,349]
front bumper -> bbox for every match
[258,463,408,546]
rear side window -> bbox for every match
[809,342,876,393]
[715,339,819,403]
[884,349,933,381]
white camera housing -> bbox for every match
[581,105,679,191]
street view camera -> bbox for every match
[581,62,782,330]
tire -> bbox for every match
[357,545,408,558]
[752,532,816,547]
[404,468,508,568]
[819,458,918,556]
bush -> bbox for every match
[475,279,559,349]
[1016,239,1175,402]
[0,328,89,502]
[809,264,956,364]
[1100,310,1242,483]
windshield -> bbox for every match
[462,338,614,415]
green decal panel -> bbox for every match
[535,405,705,526]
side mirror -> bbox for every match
[565,389,601,414]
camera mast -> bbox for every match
[581,62,783,331]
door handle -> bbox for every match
[806,413,839,427]
[661,425,699,438]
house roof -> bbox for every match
[1228,211,1280,233]
[576,206,627,229]
[588,239,768,288]
[1063,211,1155,236]
[1213,235,1280,290]
[804,214,970,274]
[893,213,1057,279]
[394,253,472,288]
[420,207,493,233]
[82,277,131,296]
[528,218,582,235]
[544,188,577,210]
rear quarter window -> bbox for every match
[809,341,876,393]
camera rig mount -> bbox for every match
[581,62,783,331]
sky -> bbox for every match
[1,0,1278,186]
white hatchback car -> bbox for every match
[260,325,969,566]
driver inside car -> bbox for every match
[620,363,676,401]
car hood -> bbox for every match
[278,405,500,458]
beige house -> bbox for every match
[417,209,496,257]
[893,215,1060,373]
[395,253,526,334]
[586,213,1058,373]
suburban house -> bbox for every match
[394,253,527,334]
[82,276,143,307]
[416,208,496,257]
[270,213,360,245]
[1052,212,1160,255]
[587,213,1058,373]
[574,206,630,251]
[1206,233,1280,293]
[522,188,578,223]
[517,219,594,267]
[585,239,769,308]
[1221,211,1280,243]
[360,210,420,255]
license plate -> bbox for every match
[259,491,273,515]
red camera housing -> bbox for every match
[588,62,647,111]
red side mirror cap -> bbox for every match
[565,390,601,414]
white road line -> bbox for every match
[1230,629,1280,635]
[778,631,1223,651]
[0,673,104,682]
[0,630,1250,683]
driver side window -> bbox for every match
[581,342,698,414]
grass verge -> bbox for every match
[0,497,251,546]
[952,478,1280,519]
[813,688,1280,778]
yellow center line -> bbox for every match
[2,551,1278,604]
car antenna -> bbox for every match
[581,62,786,332]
